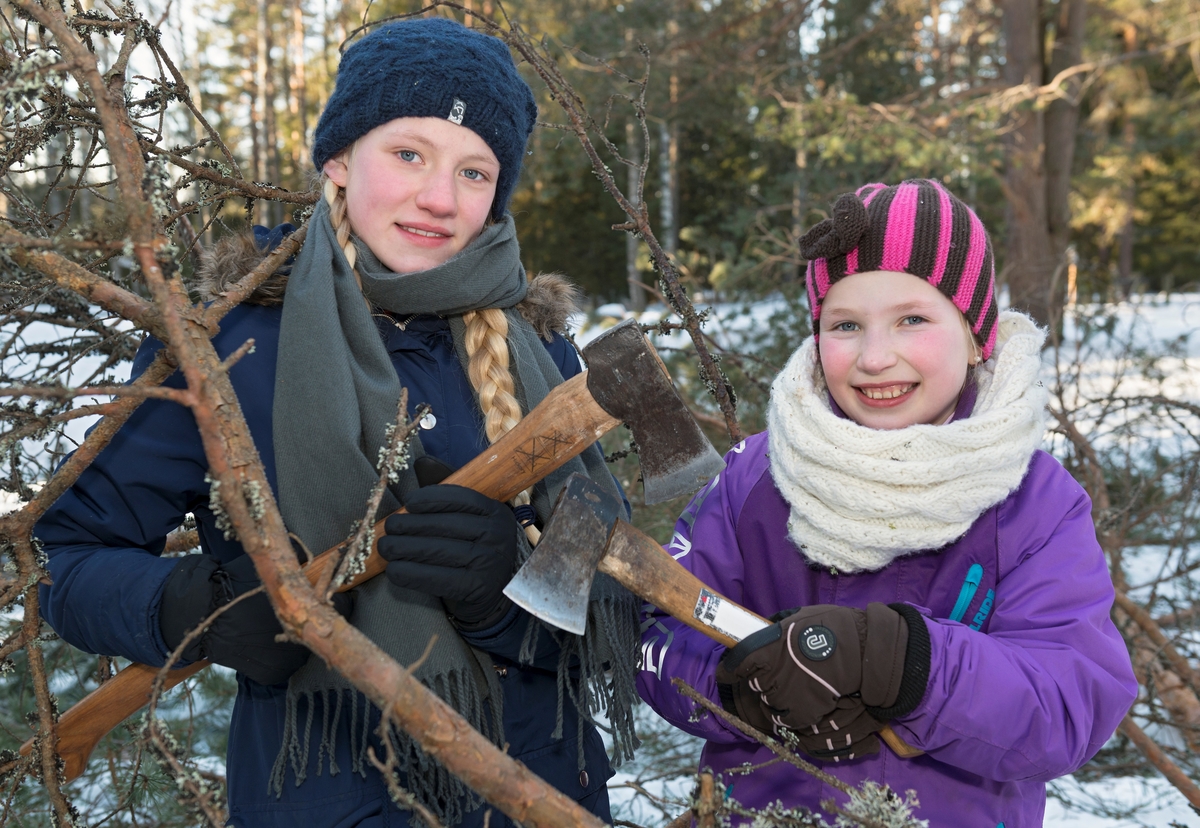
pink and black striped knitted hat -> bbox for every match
[800,179,999,359]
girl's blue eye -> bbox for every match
[902,315,925,325]
[398,150,418,162]
[462,169,484,181]
[832,321,858,332]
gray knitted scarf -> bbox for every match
[269,200,640,823]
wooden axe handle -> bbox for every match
[25,371,621,782]
[17,660,208,781]
[603,521,924,760]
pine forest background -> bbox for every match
[1,0,1200,826]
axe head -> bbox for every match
[503,474,622,636]
[582,319,724,504]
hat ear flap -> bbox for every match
[799,193,869,261]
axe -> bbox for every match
[22,319,725,782]
[504,474,924,759]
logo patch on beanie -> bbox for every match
[447,98,466,125]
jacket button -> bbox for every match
[419,412,437,430]
[578,770,589,788]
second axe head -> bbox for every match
[504,474,628,635]
[581,319,723,504]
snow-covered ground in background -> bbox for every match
[0,489,26,516]
[580,290,1200,360]
[0,312,137,452]
[591,293,1199,828]
[1046,777,1198,827]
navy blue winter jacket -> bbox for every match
[36,301,615,828]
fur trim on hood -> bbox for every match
[517,266,584,340]
[196,229,583,339]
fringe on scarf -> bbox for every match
[269,666,504,828]
[518,574,643,769]
[269,529,641,824]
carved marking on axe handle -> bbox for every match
[513,431,575,474]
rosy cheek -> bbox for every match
[913,330,969,388]
[902,326,945,356]
[818,344,853,387]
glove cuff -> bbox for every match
[159,554,222,659]
[448,595,514,632]
[717,680,737,715]
[865,603,931,722]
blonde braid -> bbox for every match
[464,308,522,443]
[463,308,539,540]
[321,174,365,294]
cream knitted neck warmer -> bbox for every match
[766,311,1048,573]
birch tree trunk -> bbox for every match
[255,0,273,225]
[627,117,646,312]
[658,118,677,257]
[659,15,680,259]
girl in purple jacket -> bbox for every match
[636,180,1137,827]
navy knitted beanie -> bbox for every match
[312,18,538,220]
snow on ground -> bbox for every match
[1046,777,1198,827]
[581,291,1200,361]
[0,489,25,516]
[0,313,137,451]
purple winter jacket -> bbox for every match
[636,431,1137,828]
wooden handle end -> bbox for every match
[880,724,924,758]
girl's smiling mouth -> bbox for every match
[400,224,448,238]
[395,222,453,245]
[855,382,917,406]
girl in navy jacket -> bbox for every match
[37,18,638,828]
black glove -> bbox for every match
[716,603,930,753]
[378,485,521,630]
[159,553,354,686]
[414,455,456,487]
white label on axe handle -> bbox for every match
[693,589,768,643]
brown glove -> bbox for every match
[789,697,886,761]
[716,603,930,754]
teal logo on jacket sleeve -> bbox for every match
[949,564,995,630]
[950,563,983,622]
[970,589,995,630]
